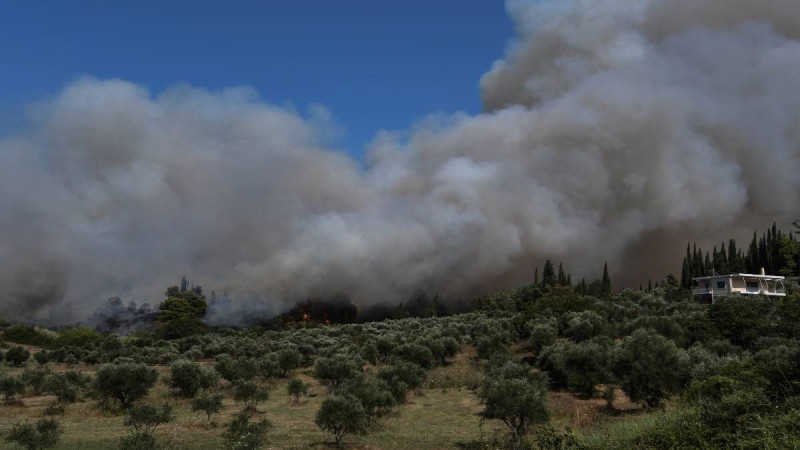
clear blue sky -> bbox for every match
[0,1,514,157]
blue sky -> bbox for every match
[1,1,514,157]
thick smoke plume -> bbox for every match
[1,0,799,323]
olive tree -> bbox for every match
[4,418,62,450]
[478,360,549,448]
[611,328,689,408]
[315,394,369,447]
[93,363,158,409]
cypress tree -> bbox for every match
[542,260,556,287]
[557,263,567,286]
[601,262,611,297]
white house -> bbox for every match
[692,269,786,303]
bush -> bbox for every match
[94,363,158,409]
[124,403,174,434]
[42,373,78,404]
[277,348,301,377]
[6,346,31,367]
[222,410,272,450]
[233,380,269,410]
[315,394,369,447]
[392,343,434,368]
[478,361,549,446]
[1,374,26,404]
[2,326,55,347]
[341,377,396,424]
[33,351,50,365]
[56,327,102,348]
[611,328,688,408]
[166,359,218,398]
[118,432,160,450]
[287,378,308,403]
[191,391,223,423]
[215,355,257,382]
[314,356,363,393]
[4,418,63,450]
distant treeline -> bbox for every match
[680,221,800,289]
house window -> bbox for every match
[716,281,726,289]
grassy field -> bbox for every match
[0,343,648,449]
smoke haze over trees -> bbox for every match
[1,0,800,323]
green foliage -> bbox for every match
[118,432,160,450]
[191,391,223,423]
[56,327,102,348]
[2,326,55,347]
[314,355,363,393]
[341,376,396,423]
[222,410,272,450]
[0,374,26,403]
[562,311,606,342]
[478,360,549,447]
[124,403,174,434]
[534,426,585,450]
[215,355,257,382]
[93,363,158,409]
[286,378,308,403]
[166,359,218,397]
[392,343,434,368]
[4,418,62,450]
[537,339,610,396]
[375,361,425,403]
[156,284,208,339]
[6,346,31,367]
[611,329,688,408]
[41,373,78,404]
[709,296,776,348]
[276,348,301,377]
[315,394,369,447]
[233,380,269,409]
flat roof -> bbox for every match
[693,273,785,281]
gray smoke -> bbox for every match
[1,0,799,323]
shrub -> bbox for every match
[222,410,272,450]
[341,377,396,424]
[215,355,257,382]
[118,432,160,450]
[375,361,425,403]
[2,326,55,347]
[42,373,78,404]
[94,363,158,409]
[166,359,218,398]
[611,328,688,408]
[287,378,308,403]
[191,391,223,423]
[124,403,174,434]
[33,351,50,365]
[392,343,434,368]
[56,327,102,348]
[4,418,62,450]
[478,361,549,447]
[277,348,302,377]
[6,346,31,367]
[315,394,369,447]
[314,356,363,393]
[563,311,606,342]
[233,380,269,410]
[1,375,26,404]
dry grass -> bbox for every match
[0,344,647,449]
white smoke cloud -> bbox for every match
[1,0,799,323]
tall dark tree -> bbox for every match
[557,263,567,286]
[601,262,611,297]
[542,260,556,288]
